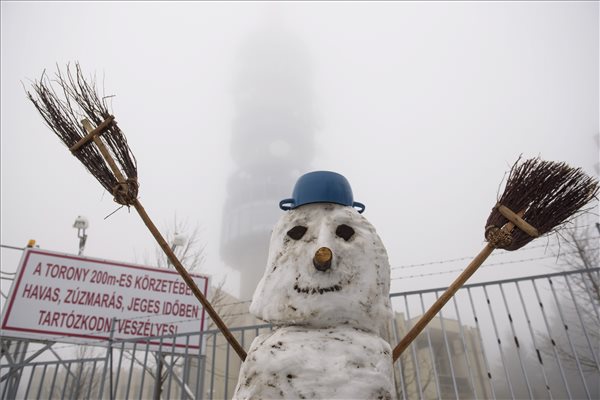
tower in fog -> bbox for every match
[220,24,316,299]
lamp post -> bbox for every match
[73,216,89,256]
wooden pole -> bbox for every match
[392,243,494,362]
[132,200,247,361]
[497,205,539,238]
[80,118,247,361]
[71,116,116,152]
[392,216,522,362]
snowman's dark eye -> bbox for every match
[336,224,355,241]
[287,225,307,240]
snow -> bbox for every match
[234,203,396,399]
[234,326,395,399]
[249,203,392,332]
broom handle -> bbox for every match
[132,200,248,361]
[392,243,495,362]
[81,119,247,361]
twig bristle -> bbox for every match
[27,63,138,205]
[485,157,599,250]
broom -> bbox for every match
[392,157,598,362]
[27,63,247,361]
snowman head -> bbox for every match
[249,172,392,332]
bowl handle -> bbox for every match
[353,201,365,214]
[279,198,294,211]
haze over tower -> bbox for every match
[220,21,316,299]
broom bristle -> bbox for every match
[27,63,138,205]
[485,157,599,250]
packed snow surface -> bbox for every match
[249,203,392,332]
[234,326,395,399]
[234,203,396,399]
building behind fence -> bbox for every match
[1,268,599,399]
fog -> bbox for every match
[1,2,598,307]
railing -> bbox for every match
[1,268,598,399]
[389,268,599,400]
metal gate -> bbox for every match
[1,268,598,399]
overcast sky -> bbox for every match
[1,1,598,308]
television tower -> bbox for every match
[220,24,316,299]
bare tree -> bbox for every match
[39,345,103,399]
[482,221,599,400]
[550,222,599,373]
[518,220,600,399]
[141,217,233,399]
[145,217,206,272]
[68,345,103,399]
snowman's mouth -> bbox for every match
[293,282,342,295]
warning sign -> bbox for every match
[1,248,209,351]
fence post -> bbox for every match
[196,334,206,399]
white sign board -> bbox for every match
[1,248,208,352]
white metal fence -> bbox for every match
[1,268,598,399]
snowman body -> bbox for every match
[234,326,394,399]
[233,203,396,399]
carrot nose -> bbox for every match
[313,247,333,271]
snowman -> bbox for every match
[233,171,397,400]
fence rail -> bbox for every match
[1,268,598,399]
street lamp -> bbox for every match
[73,215,89,256]
[172,232,187,249]
[165,232,187,268]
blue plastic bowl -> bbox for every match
[279,171,365,213]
